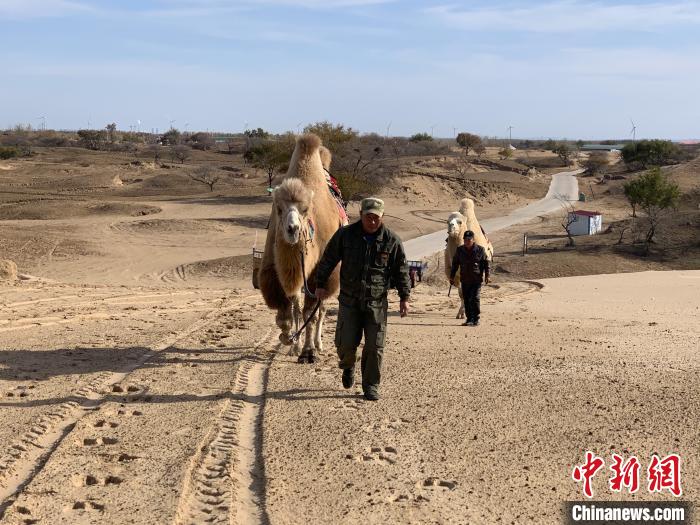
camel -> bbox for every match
[259,134,343,362]
[444,198,494,319]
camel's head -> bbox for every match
[273,178,314,245]
[447,211,465,239]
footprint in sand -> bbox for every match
[358,446,398,465]
[363,417,411,433]
[331,399,362,412]
[420,477,458,490]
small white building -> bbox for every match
[568,210,603,236]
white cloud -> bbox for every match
[426,1,700,33]
[0,0,94,18]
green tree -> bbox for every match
[303,121,357,151]
[245,139,294,189]
[77,129,107,150]
[553,143,572,165]
[244,127,270,139]
[455,132,483,156]
[623,168,680,249]
[621,140,680,169]
[162,128,181,146]
[409,132,433,142]
[498,147,512,160]
[106,122,117,143]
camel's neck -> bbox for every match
[273,225,319,296]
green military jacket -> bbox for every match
[315,221,411,311]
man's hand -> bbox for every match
[399,299,409,318]
[449,279,454,286]
[315,287,330,301]
[485,276,490,285]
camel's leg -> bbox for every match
[276,303,294,345]
[300,298,319,363]
[291,294,303,358]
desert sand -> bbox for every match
[0,147,698,524]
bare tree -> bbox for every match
[171,145,191,164]
[146,143,162,164]
[557,194,577,247]
[188,166,221,192]
[453,155,472,178]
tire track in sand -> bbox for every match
[174,334,273,525]
[0,292,257,519]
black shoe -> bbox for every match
[342,368,354,389]
[363,390,380,401]
[462,320,471,326]
[473,320,480,326]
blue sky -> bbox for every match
[1,0,699,139]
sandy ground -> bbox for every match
[1,147,699,523]
[0,272,697,524]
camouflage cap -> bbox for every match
[360,197,385,217]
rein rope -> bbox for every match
[290,222,321,344]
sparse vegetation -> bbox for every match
[244,128,270,139]
[0,146,21,160]
[77,129,107,150]
[162,128,181,146]
[188,132,215,151]
[498,147,512,160]
[583,152,609,176]
[188,166,221,192]
[409,132,433,143]
[171,145,191,164]
[303,121,357,151]
[456,132,483,156]
[553,143,572,166]
[624,167,681,250]
[621,140,680,169]
[245,139,294,189]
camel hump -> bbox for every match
[319,146,332,170]
[459,198,474,215]
[297,133,322,157]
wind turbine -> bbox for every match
[185,122,189,133]
[37,116,46,131]
[169,119,176,130]
[386,121,392,138]
[507,125,514,146]
[430,124,437,138]
[296,122,302,134]
[629,119,637,142]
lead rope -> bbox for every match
[290,226,321,344]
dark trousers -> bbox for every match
[461,282,482,322]
[335,303,387,393]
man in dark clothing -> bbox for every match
[450,230,490,326]
[315,197,411,401]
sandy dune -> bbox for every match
[0,270,697,523]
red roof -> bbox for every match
[572,210,601,217]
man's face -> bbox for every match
[463,236,475,248]
[361,212,382,234]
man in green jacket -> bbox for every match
[315,197,411,401]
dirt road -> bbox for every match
[1,270,697,523]
[404,169,582,260]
